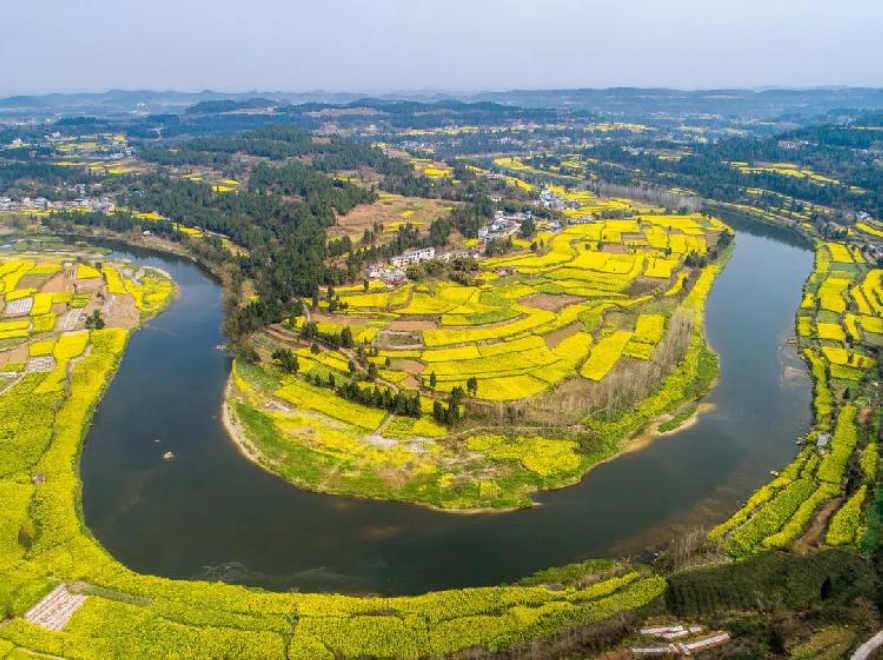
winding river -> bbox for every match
[80,218,814,595]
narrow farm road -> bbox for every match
[850,630,883,660]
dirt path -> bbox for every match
[794,498,842,554]
[0,373,22,395]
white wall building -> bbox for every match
[390,246,436,268]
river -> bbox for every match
[80,219,814,595]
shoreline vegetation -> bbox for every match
[224,210,733,511]
[220,376,526,514]
[221,360,719,514]
[708,234,883,559]
[0,249,671,658]
[44,204,732,515]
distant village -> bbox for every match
[367,187,574,285]
[366,183,883,286]
[0,194,115,214]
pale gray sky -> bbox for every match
[2,0,881,95]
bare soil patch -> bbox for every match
[521,293,584,312]
[543,321,582,348]
[18,274,51,290]
[9,344,28,363]
[376,330,423,349]
[330,194,455,240]
[392,359,425,374]
[794,497,842,554]
[601,243,626,253]
[388,319,437,331]
[39,272,69,294]
[73,278,102,293]
[104,294,140,329]
[313,312,375,327]
[706,229,723,245]
[264,327,301,348]
[627,276,669,297]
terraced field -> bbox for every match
[228,195,733,509]
[710,241,882,556]
[0,256,171,352]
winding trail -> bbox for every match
[850,631,883,660]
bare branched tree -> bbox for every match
[584,180,701,212]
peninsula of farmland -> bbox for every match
[230,195,732,509]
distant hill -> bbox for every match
[0,89,365,118]
[184,98,281,114]
[3,87,883,121]
[466,86,883,119]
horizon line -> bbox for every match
[2,84,882,100]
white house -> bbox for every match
[390,246,436,269]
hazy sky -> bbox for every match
[3,0,881,96]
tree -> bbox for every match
[340,326,354,348]
[285,351,299,374]
[271,348,299,374]
[240,343,260,364]
[367,362,378,381]
[429,371,437,390]
[519,218,535,238]
[448,386,464,424]
[85,309,105,330]
[466,377,478,397]
[301,321,318,339]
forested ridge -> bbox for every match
[36,123,493,343]
[567,120,883,218]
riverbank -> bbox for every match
[225,321,724,512]
[623,403,716,455]
[75,219,815,597]
[38,215,735,512]
[0,238,676,659]
[222,229,734,512]
[708,230,881,559]
[221,372,534,515]
[0,258,669,657]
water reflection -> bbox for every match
[81,225,813,594]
